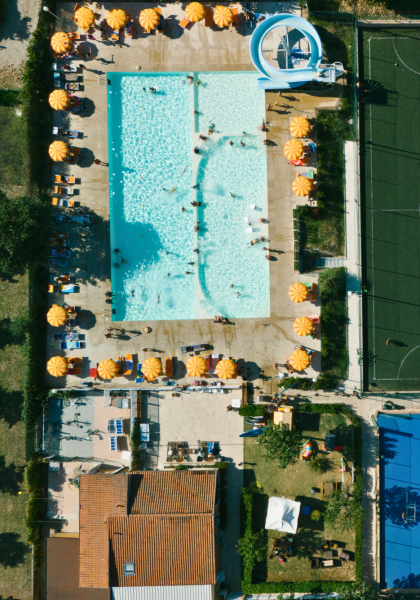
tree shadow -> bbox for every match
[0,390,24,428]
[78,147,95,167]
[0,0,33,42]
[0,456,23,494]
[0,532,29,567]
[393,573,420,589]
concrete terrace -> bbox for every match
[47,2,343,390]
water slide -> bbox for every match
[250,14,324,90]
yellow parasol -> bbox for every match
[289,349,310,371]
[47,305,68,327]
[139,8,159,31]
[47,356,68,377]
[106,9,128,29]
[215,359,237,380]
[289,282,308,303]
[98,359,118,380]
[290,116,310,138]
[293,317,314,337]
[213,5,233,27]
[187,355,207,377]
[284,139,303,161]
[50,32,72,53]
[185,2,205,22]
[292,175,312,197]
[49,89,70,111]
[49,141,70,162]
[142,357,162,380]
[74,7,95,31]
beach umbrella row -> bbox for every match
[106,8,127,29]
[51,31,72,53]
[186,2,205,22]
[290,116,310,138]
[213,5,232,27]
[49,140,69,162]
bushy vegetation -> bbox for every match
[24,457,47,567]
[324,490,364,532]
[239,404,267,417]
[258,423,303,469]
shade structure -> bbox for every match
[293,317,314,337]
[290,116,310,138]
[47,356,68,377]
[292,175,312,197]
[142,357,162,380]
[288,282,308,303]
[98,359,118,380]
[74,7,95,30]
[49,89,70,111]
[186,355,207,377]
[47,305,68,327]
[106,8,127,29]
[50,32,72,53]
[49,141,69,162]
[265,497,301,533]
[185,2,205,22]
[289,349,310,371]
[213,5,233,27]
[139,8,159,31]
[284,139,303,160]
[215,359,237,380]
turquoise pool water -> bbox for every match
[108,72,268,321]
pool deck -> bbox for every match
[48,1,343,391]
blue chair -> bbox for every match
[136,364,143,383]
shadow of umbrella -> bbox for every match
[77,309,96,330]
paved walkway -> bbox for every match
[0,0,40,70]
[343,141,362,393]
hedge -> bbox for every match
[239,404,267,417]
[24,457,48,567]
[241,404,363,593]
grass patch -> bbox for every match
[0,272,32,600]
[241,405,362,593]
[0,106,28,193]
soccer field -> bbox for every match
[360,29,420,391]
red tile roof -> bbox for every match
[79,470,217,589]
[109,514,215,587]
[127,470,217,515]
[79,474,128,588]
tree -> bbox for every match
[0,191,52,273]
[258,423,302,469]
[237,529,266,572]
[324,490,364,532]
[336,582,378,600]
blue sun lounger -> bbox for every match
[136,364,143,383]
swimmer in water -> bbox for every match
[230,192,236,198]
[130,290,135,297]
[169,187,177,196]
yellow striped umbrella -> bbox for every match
[139,8,159,31]
[290,116,310,138]
[47,356,68,377]
[49,89,70,111]
[185,2,205,22]
[293,317,314,337]
[98,359,118,380]
[289,349,310,371]
[49,141,69,162]
[142,357,162,380]
[106,9,127,29]
[289,282,308,303]
[74,7,95,31]
[292,175,312,197]
[213,5,233,27]
[215,359,237,380]
[284,139,303,160]
[50,32,72,53]
[187,356,207,377]
[47,305,68,327]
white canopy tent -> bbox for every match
[265,496,301,533]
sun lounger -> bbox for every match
[180,17,189,29]
[90,366,98,378]
[67,367,81,375]
[110,436,119,451]
[290,158,308,166]
[165,356,172,377]
[51,249,71,258]
[204,354,211,372]
[136,363,143,383]
[124,354,133,375]
[45,259,69,267]
[125,19,133,38]
[54,186,73,196]
[55,175,76,185]
[54,333,79,341]
[230,6,238,26]
[60,341,81,350]
[210,354,219,374]
[111,28,119,41]
[108,418,124,434]
[52,198,74,208]
[52,63,78,73]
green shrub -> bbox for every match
[258,423,303,469]
[239,404,267,417]
[0,90,21,107]
[24,457,48,566]
[308,455,330,474]
[175,463,189,470]
[311,509,322,521]
[279,376,314,390]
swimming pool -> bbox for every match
[107,72,268,321]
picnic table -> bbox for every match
[198,441,217,462]
[167,441,188,462]
[321,481,337,498]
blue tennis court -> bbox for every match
[378,413,420,589]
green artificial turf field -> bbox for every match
[360,29,420,391]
